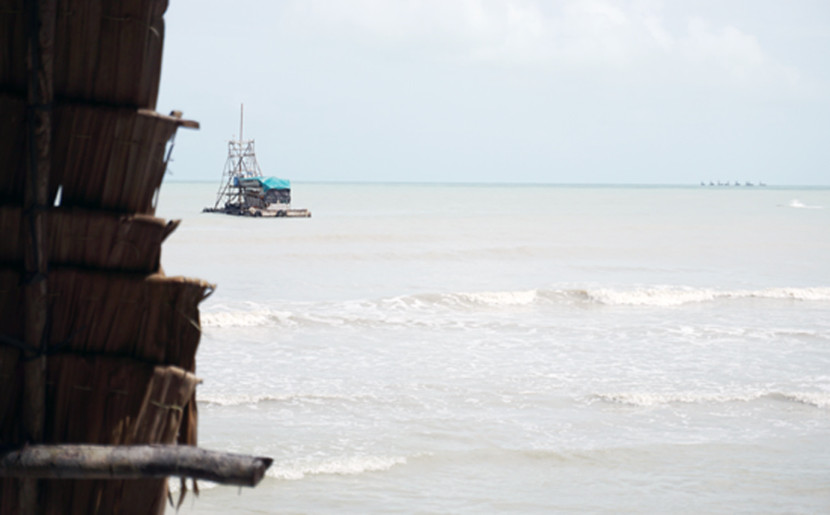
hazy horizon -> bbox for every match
[157,1,830,186]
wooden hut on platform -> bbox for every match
[0,1,271,513]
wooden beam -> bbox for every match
[0,445,273,487]
[21,0,56,512]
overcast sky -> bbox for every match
[157,0,830,185]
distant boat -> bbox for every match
[203,105,310,218]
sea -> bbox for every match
[155,182,830,514]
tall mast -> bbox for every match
[240,103,243,143]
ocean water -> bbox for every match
[156,182,830,514]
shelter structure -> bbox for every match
[0,1,270,513]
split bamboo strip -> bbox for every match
[127,366,202,445]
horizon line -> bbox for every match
[161,178,830,188]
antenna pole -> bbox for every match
[240,103,243,143]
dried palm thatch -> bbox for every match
[0,269,213,373]
[0,357,200,513]
[0,205,179,272]
[0,94,26,201]
[0,95,196,213]
[1,0,167,108]
[1,0,273,512]
[50,105,194,214]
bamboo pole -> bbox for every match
[0,445,273,487]
[21,0,56,513]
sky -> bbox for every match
[157,0,830,185]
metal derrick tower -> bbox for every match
[213,104,263,209]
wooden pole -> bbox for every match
[21,0,56,512]
[0,445,273,487]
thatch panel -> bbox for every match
[0,94,26,203]
[51,104,179,213]
[0,205,177,272]
[0,357,198,514]
[0,346,21,443]
[45,356,151,444]
[1,99,183,211]
[51,0,168,108]
[0,268,24,351]
[2,0,167,108]
[0,205,22,263]
[0,269,213,369]
[2,475,167,515]
[45,359,197,515]
[0,0,25,94]
[44,357,199,445]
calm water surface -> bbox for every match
[156,182,830,514]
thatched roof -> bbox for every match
[0,1,249,513]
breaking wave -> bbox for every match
[785,199,823,209]
[579,286,830,306]
[200,286,830,328]
[198,392,373,407]
[593,391,830,409]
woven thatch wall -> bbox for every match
[0,206,178,272]
[0,357,200,513]
[1,0,210,512]
[0,94,26,200]
[0,96,185,213]
[0,270,212,370]
[1,0,167,108]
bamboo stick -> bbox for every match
[0,445,273,487]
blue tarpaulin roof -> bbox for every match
[234,176,291,190]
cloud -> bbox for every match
[679,17,802,88]
[289,0,804,90]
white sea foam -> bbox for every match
[772,392,830,409]
[198,393,285,406]
[585,287,719,306]
[199,286,830,328]
[268,455,408,480]
[582,286,830,306]
[594,391,830,408]
[786,199,823,209]
[201,309,285,328]
[198,392,367,407]
[457,290,538,306]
